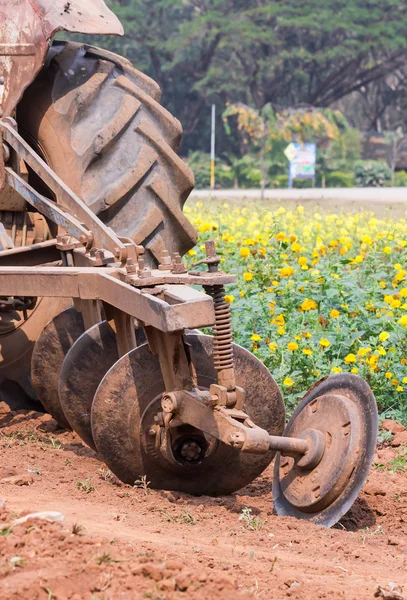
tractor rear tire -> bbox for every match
[18,40,197,265]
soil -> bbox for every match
[0,410,406,600]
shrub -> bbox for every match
[394,170,407,187]
[354,160,391,187]
[326,171,355,187]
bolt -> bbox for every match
[228,432,244,449]
[205,240,216,258]
[172,252,187,274]
[62,235,70,245]
[126,258,137,274]
[95,249,105,260]
[159,249,173,271]
[89,247,97,257]
[0,77,4,85]
[180,440,201,462]
[148,427,157,437]
[79,234,88,245]
[161,393,178,414]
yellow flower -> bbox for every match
[287,342,299,352]
[240,247,250,257]
[391,379,399,386]
[344,353,356,364]
[396,386,404,392]
[403,377,407,384]
[188,249,197,256]
[243,272,253,282]
[303,348,313,356]
[301,298,317,311]
[251,334,261,342]
[398,315,407,326]
[400,288,407,298]
[272,280,279,287]
[272,315,285,326]
[283,377,295,387]
[380,281,387,289]
[297,205,304,214]
[331,366,342,373]
[378,332,390,342]
[351,367,359,374]
[330,309,340,319]
[269,342,277,352]
[353,255,363,263]
[383,246,392,254]
[291,242,301,253]
[394,263,403,271]
[240,290,245,297]
[358,347,371,357]
[319,338,331,348]
[277,327,285,335]
[298,256,307,266]
[276,232,286,242]
[377,346,386,356]
[279,266,295,278]
[385,372,392,379]
[224,294,235,304]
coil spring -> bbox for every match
[204,285,234,372]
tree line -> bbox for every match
[93,1,407,157]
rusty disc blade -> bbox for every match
[91,333,285,495]
[59,321,120,450]
[31,306,85,429]
[273,374,378,528]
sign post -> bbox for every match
[210,104,216,190]
[284,143,316,188]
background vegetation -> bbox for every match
[185,201,407,424]
[81,1,407,188]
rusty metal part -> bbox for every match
[91,333,285,495]
[273,374,378,528]
[5,168,93,247]
[0,295,36,313]
[0,211,50,248]
[59,321,119,449]
[31,306,85,429]
[0,240,60,266]
[0,1,122,123]
[0,266,217,333]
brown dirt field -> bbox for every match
[0,410,406,600]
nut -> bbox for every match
[161,393,178,414]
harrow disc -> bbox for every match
[91,333,285,495]
[31,307,85,429]
[273,374,378,528]
[59,321,119,450]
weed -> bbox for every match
[9,556,25,569]
[42,587,56,600]
[377,429,393,444]
[388,447,407,473]
[0,525,13,537]
[133,474,151,495]
[239,507,264,531]
[72,523,86,536]
[77,478,95,494]
[98,467,113,482]
[96,552,122,565]
[48,437,62,450]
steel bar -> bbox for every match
[0,266,216,332]
[268,434,309,457]
[0,239,59,266]
[5,168,93,245]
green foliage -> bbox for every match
[326,171,355,188]
[354,160,392,187]
[394,171,407,187]
[186,152,234,189]
[90,2,407,155]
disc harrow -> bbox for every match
[0,0,379,529]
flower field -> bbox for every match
[184,200,407,424]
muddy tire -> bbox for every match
[18,41,197,265]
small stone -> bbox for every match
[391,431,407,447]
[387,538,400,546]
[37,418,60,433]
[165,559,184,571]
[158,579,176,592]
[0,402,11,416]
[382,420,406,434]
[374,582,404,600]
[175,574,191,592]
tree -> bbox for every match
[91,1,407,154]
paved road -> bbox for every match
[189,187,407,216]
